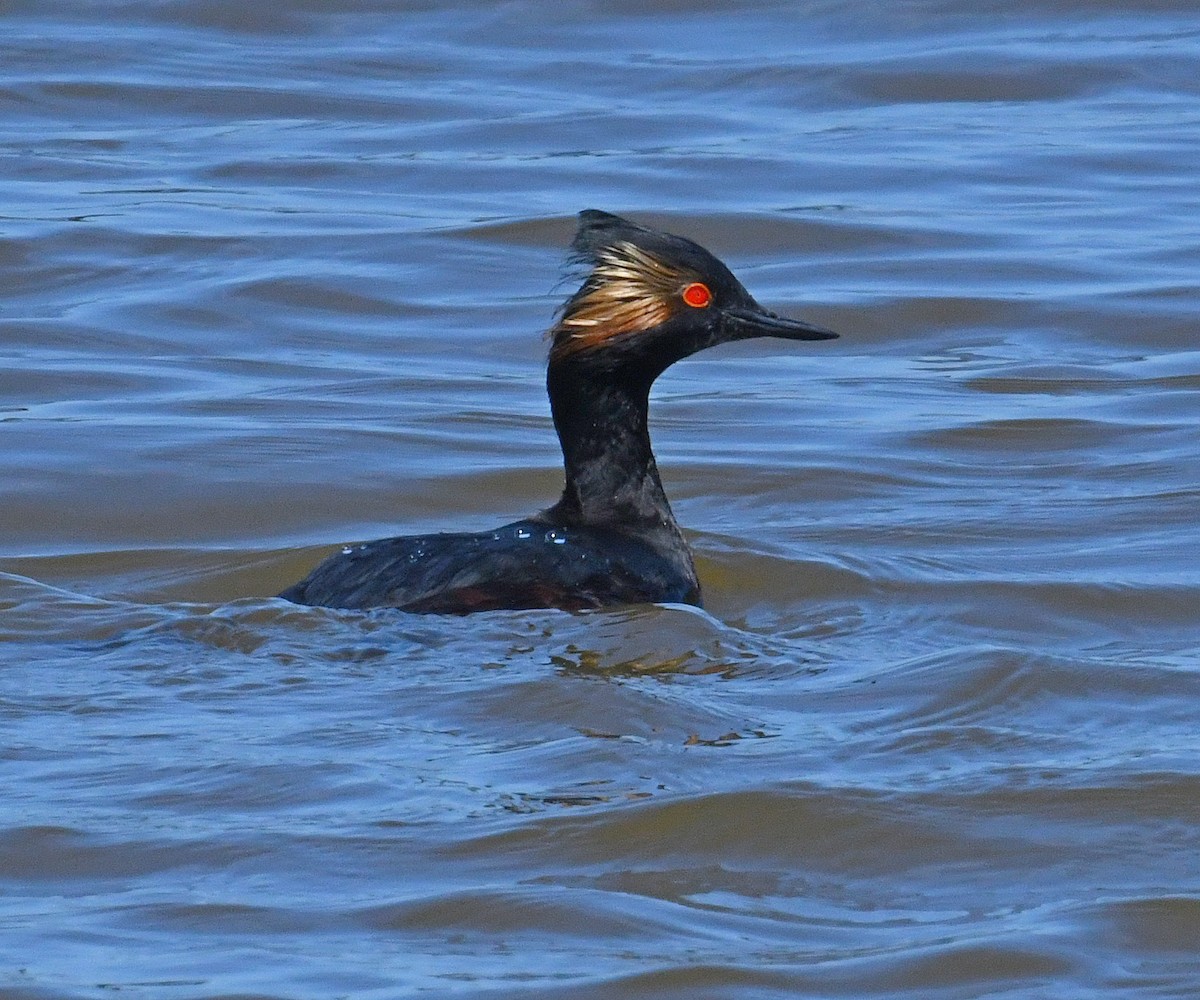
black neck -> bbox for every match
[543,360,682,540]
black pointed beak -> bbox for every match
[723,304,839,342]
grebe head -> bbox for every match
[548,210,837,376]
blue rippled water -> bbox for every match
[3,1,1200,997]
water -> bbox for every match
[3,1,1200,996]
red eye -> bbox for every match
[682,282,712,308]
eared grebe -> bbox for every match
[278,210,838,613]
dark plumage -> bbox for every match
[278,210,838,613]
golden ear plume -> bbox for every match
[549,241,697,361]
